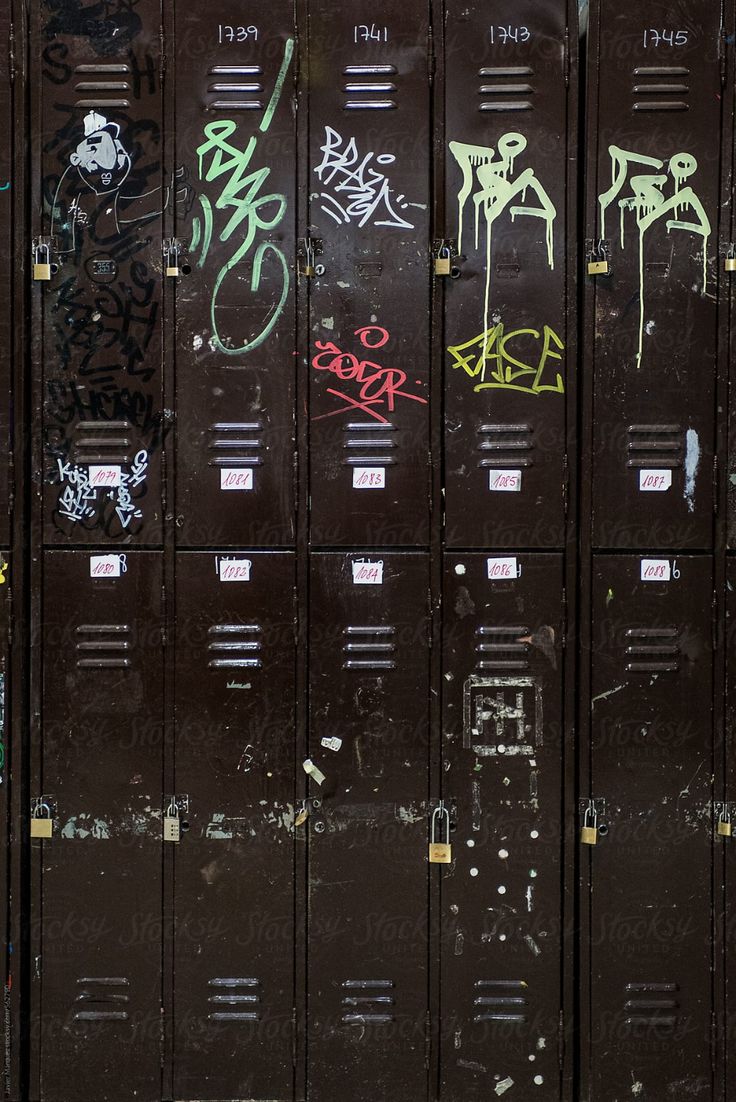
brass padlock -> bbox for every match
[429,803,452,864]
[725,255,736,273]
[33,243,51,281]
[587,257,609,276]
[435,246,452,276]
[294,804,309,827]
[301,241,316,278]
[163,801,181,843]
[30,801,53,839]
[165,245,180,278]
[717,807,733,837]
[580,804,598,846]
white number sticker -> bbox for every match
[353,467,386,489]
[220,468,254,491]
[487,557,519,580]
[90,554,127,578]
[639,469,672,492]
[89,465,121,488]
[218,558,252,582]
[489,469,522,493]
[352,559,383,585]
[640,558,671,582]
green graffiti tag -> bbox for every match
[193,37,294,356]
[447,324,564,396]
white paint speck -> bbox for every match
[466,839,475,847]
[498,848,509,859]
[684,428,700,513]
[497,885,507,895]
[321,317,334,330]
[529,868,537,878]
[530,830,539,840]
[534,1075,544,1086]
[193,334,203,351]
[455,563,466,575]
[645,320,655,335]
[495,1077,514,1096]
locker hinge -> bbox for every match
[8,24,15,82]
[160,447,167,514]
[161,585,168,645]
[711,1010,717,1072]
[291,1007,297,1066]
[159,28,166,82]
[428,30,435,84]
[562,453,569,517]
[561,588,567,649]
[558,1009,565,1071]
[563,28,570,88]
[424,1009,431,1069]
[712,593,718,652]
[719,30,727,88]
[713,454,719,515]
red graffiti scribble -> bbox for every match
[312,325,427,423]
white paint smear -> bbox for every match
[684,428,700,513]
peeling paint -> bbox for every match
[495,1077,514,1096]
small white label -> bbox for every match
[352,559,383,585]
[303,758,326,785]
[353,467,386,489]
[218,558,252,582]
[90,554,126,578]
[641,558,671,582]
[89,464,121,488]
[321,736,342,752]
[220,468,254,491]
[489,469,522,493]
[487,557,518,580]
[639,469,672,492]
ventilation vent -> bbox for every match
[74,63,131,107]
[477,424,534,468]
[207,65,264,110]
[343,65,398,109]
[624,981,679,1026]
[74,977,129,1021]
[474,979,528,1023]
[343,626,396,671]
[207,422,264,467]
[207,624,262,669]
[475,626,530,672]
[70,422,133,466]
[75,624,131,669]
[625,627,680,673]
[341,979,395,1023]
[208,977,260,1021]
[627,425,682,469]
[478,66,533,111]
[632,66,689,111]
[342,422,397,467]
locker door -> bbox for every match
[443,1,573,549]
[173,3,297,547]
[34,0,165,544]
[589,555,714,1099]
[38,551,164,1102]
[588,2,721,550]
[441,553,565,1100]
[307,552,430,1100]
[172,551,296,1101]
[0,0,12,547]
[725,558,736,1093]
[307,3,431,547]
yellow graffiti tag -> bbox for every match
[447,324,564,396]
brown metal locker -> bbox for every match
[307,1,431,548]
[443,0,575,550]
[172,551,296,1101]
[306,551,430,1101]
[34,551,164,1102]
[172,3,298,548]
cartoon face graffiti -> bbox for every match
[69,110,132,195]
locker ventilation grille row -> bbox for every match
[342,65,397,110]
[343,422,397,467]
[70,422,133,465]
[474,980,528,1022]
[341,979,395,1023]
[208,977,261,1021]
[627,425,682,469]
[208,624,262,669]
[207,66,264,111]
[624,982,679,1026]
[478,67,534,112]
[625,628,680,673]
[477,424,534,468]
[632,67,689,112]
[74,63,131,108]
[75,624,131,669]
[207,422,264,467]
[475,626,530,671]
[343,626,396,670]
[74,977,129,1021]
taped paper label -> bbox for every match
[220,468,254,491]
[89,464,121,488]
[352,559,383,585]
[487,557,518,580]
[353,467,386,489]
[90,554,127,578]
[321,737,342,752]
[641,558,671,582]
[639,470,672,492]
[489,469,521,492]
[303,758,326,785]
[218,558,252,582]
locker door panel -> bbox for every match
[173,551,296,1101]
[444,1,573,549]
[441,552,565,1100]
[0,0,12,547]
[307,3,431,547]
[39,550,163,1102]
[173,3,297,547]
[589,3,721,550]
[589,555,713,1100]
[35,0,165,545]
[307,552,430,1100]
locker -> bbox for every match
[33,0,165,544]
[587,555,714,1100]
[307,1,431,547]
[35,551,164,1102]
[443,0,576,550]
[586,1,722,550]
[172,552,296,1101]
[441,553,566,1100]
[307,552,430,1100]
[173,3,298,547]
[0,0,12,549]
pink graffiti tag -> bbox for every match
[311,325,427,423]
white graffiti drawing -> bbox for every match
[314,126,417,229]
[450,133,557,338]
[598,146,711,369]
[56,449,149,530]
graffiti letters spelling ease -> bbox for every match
[192,38,294,356]
[448,324,564,396]
[312,326,427,423]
